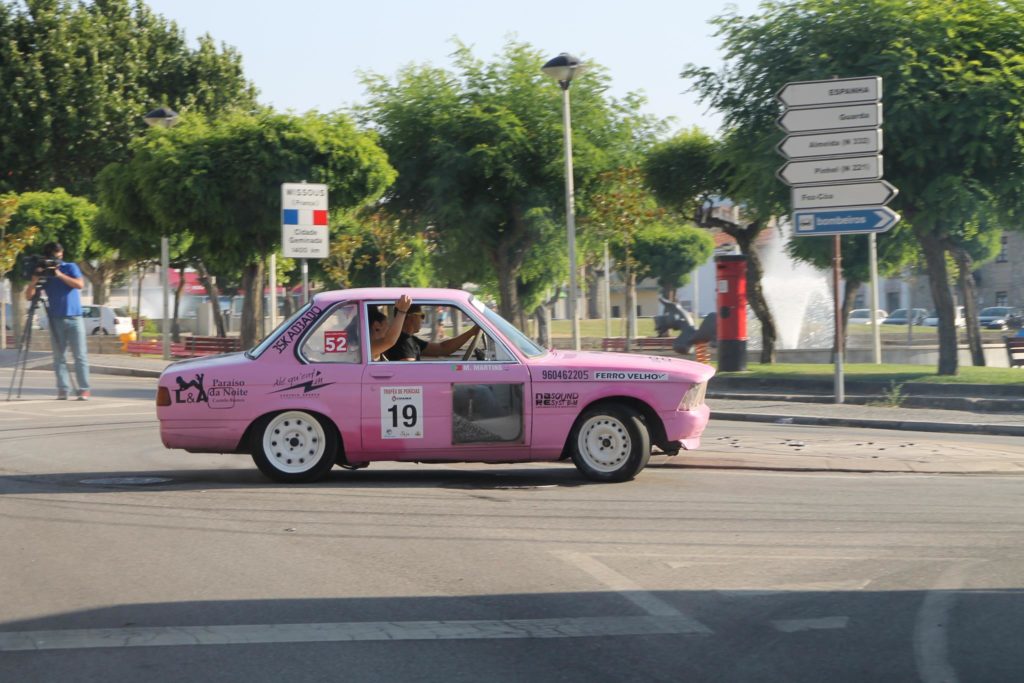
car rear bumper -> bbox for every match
[160,419,246,452]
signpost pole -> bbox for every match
[269,253,278,330]
[869,232,882,364]
[833,235,845,404]
[302,258,309,304]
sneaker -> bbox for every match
[56,391,68,400]
[77,391,91,401]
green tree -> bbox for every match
[358,39,657,321]
[583,167,662,343]
[633,222,715,301]
[0,0,257,198]
[683,0,1024,375]
[0,195,39,341]
[97,110,395,346]
[644,128,784,362]
[5,188,97,333]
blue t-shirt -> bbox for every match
[43,261,83,317]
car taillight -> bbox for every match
[678,382,707,411]
[156,386,171,406]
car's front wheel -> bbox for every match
[570,404,650,482]
[251,410,338,483]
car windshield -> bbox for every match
[889,309,908,318]
[980,307,1008,316]
[469,297,546,358]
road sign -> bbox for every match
[791,180,899,210]
[776,129,882,160]
[776,76,882,108]
[281,182,329,258]
[793,206,901,236]
[777,155,882,186]
[776,103,881,134]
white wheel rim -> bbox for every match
[577,415,631,473]
[262,411,328,474]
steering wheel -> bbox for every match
[461,327,482,361]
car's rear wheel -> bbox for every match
[570,404,650,482]
[251,410,338,483]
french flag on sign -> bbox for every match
[282,209,328,226]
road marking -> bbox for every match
[772,616,849,632]
[914,560,982,683]
[552,551,712,631]
[0,615,710,652]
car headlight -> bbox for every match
[679,382,707,411]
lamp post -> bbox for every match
[143,107,179,360]
[542,53,585,351]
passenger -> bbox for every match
[369,295,412,361]
[383,304,481,361]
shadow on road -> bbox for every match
[0,465,597,495]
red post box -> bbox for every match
[715,254,748,371]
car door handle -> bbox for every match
[369,371,394,379]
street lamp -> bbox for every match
[542,53,585,351]
[143,107,179,360]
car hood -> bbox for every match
[535,349,715,383]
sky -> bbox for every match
[144,0,764,135]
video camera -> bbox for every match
[21,254,60,280]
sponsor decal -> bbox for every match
[174,373,208,404]
[534,392,579,408]
[207,379,247,409]
[272,305,323,353]
[270,369,336,397]
[540,369,590,381]
[593,371,669,381]
[380,386,423,439]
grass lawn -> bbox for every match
[546,318,657,338]
[718,362,1024,385]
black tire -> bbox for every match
[250,410,338,483]
[569,404,650,482]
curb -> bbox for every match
[711,410,1024,438]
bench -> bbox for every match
[179,335,243,357]
[601,337,676,352]
[125,336,240,358]
[125,339,186,357]
[1006,337,1024,368]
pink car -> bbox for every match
[156,288,714,483]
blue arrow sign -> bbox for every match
[792,206,901,236]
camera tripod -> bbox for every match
[6,281,79,401]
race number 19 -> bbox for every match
[380,386,423,439]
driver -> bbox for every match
[383,303,480,361]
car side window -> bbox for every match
[300,303,361,364]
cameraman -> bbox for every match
[23,242,91,400]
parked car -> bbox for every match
[923,306,965,327]
[39,304,133,335]
[978,306,1023,330]
[156,287,715,484]
[882,308,928,325]
[848,308,888,325]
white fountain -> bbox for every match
[747,220,835,350]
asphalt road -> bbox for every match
[2,370,1023,682]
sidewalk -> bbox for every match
[4,350,1022,475]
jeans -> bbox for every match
[49,316,90,393]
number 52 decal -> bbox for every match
[380,386,423,439]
